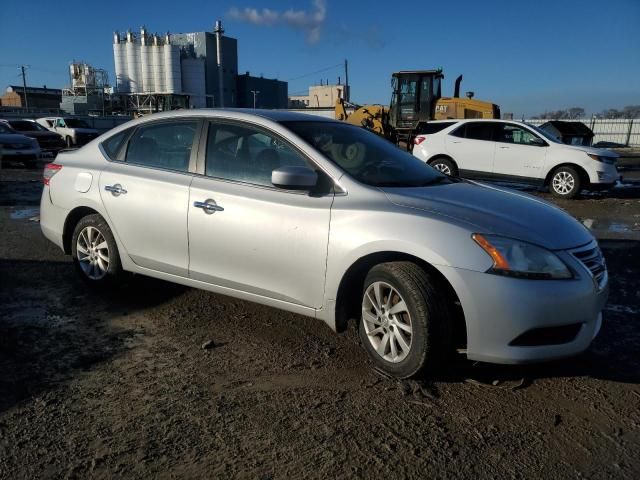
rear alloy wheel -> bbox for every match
[359,262,451,378]
[550,166,582,199]
[429,158,457,176]
[66,136,73,148]
[71,214,122,286]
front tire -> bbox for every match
[71,214,123,287]
[550,166,582,199]
[429,157,458,177]
[66,136,73,148]
[359,262,451,379]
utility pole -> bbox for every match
[20,65,29,112]
[250,90,260,109]
[344,59,349,102]
[214,20,225,108]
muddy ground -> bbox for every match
[1,168,639,479]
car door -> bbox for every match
[99,119,201,276]
[188,120,334,308]
[444,122,498,176]
[493,123,547,183]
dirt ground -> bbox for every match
[1,168,639,479]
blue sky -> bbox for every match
[1,0,638,117]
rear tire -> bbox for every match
[358,262,452,379]
[66,136,73,148]
[550,166,582,199]
[429,157,458,177]
[71,214,123,288]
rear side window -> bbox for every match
[101,128,132,160]
[125,121,197,172]
[451,122,496,141]
[417,122,456,135]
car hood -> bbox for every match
[382,180,593,250]
[0,133,34,144]
[21,131,62,139]
[557,144,618,158]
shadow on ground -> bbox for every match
[0,258,188,413]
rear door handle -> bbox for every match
[105,184,127,196]
[499,146,510,149]
[194,199,224,214]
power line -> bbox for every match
[286,62,343,82]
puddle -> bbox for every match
[582,218,640,234]
[10,208,40,221]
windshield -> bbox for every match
[64,119,91,128]
[283,121,446,187]
[8,120,45,132]
[527,124,562,144]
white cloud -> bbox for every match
[227,0,327,44]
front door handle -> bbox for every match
[105,184,127,196]
[499,146,510,149]
[194,199,224,214]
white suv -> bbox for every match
[412,119,620,198]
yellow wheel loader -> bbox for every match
[335,69,500,148]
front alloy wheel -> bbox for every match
[550,166,582,199]
[362,281,413,363]
[358,262,451,378]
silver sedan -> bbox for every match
[40,110,608,378]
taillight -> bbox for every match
[414,136,426,145]
[43,163,62,185]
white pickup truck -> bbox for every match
[36,117,100,148]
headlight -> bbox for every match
[587,153,616,165]
[472,234,572,280]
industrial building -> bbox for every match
[113,21,287,113]
[0,85,62,112]
[289,83,349,109]
[59,63,113,115]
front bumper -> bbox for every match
[438,247,609,364]
[589,163,620,186]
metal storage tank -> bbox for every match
[163,34,182,93]
[113,32,129,93]
[125,30,140,93]
[151,35,165,92]
[139,27,153,92]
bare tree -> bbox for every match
[567,107,585,119]
[622,105,640,118]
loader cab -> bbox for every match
[389,70,443,132]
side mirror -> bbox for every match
[529,137,546,146]
[272,165,318,190]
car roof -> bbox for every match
[121,108,339,124]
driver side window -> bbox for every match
[205,122,311,187]
[498,124,543,146]
[55,119,65,128]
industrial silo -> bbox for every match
[139,27,153,92]
[152,34,165,92]
[113,32,128,93]
[125,30,140,93]
[163,34,182,94]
